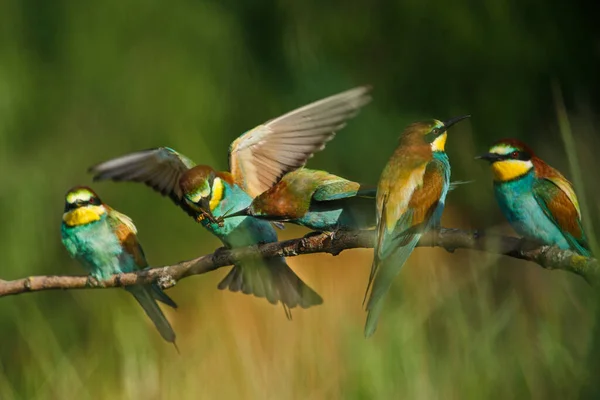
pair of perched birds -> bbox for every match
[61,86,590,345]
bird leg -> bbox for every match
[302,230,326,239]
[302,229,339,241]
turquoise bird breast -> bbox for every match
[493,171,571,249]
[61,215,135,281]
[429,151,451,226]
[198,180,278,247]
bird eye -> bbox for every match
[510,151,519,159]
[432,128,440,135]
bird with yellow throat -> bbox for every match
[476,138,590,256]
[364,115,470,337]
[89,86,372,316]
[61,186,177,346]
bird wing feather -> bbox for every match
[532,176,590,255]
[105,207,148,268]
[107,207,178,308]
[364,159,446,337]
[89,147,198,218]
[228,86,372,198]
[312,180,376,202]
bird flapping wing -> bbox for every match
[89,147,198,218]
[228,86,372,198]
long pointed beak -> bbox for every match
[223,207,250,219]
[443,114,471,130]
[475,153,502,163]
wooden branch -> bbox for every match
[1,227,598,298]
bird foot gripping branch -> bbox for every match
[157,274,177,290]
[86,275,104,288]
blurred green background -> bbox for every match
[1,0,600,398]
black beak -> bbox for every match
[475,153,502,163]
[199,198,213,216]
[443,115,471,131]
[223,207,250,219]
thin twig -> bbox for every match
[0,227,597,298]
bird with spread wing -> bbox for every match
[89,86,372,315]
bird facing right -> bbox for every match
[364,115,471,337]
[219,168,378,233]
[476,138,591,256]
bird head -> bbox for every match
[401,115,471,152]
[180,165,224,220]
[476,139,535,181]
[63,186,107,226]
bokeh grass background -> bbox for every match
[1,1,600,398]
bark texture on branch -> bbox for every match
[0,227,597,298]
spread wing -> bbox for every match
[229,86,372,198]
[89,147,198,217]
[532,176,590,256]
[364,159,446,337]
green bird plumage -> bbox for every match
[88,86,372,314]
[222,168,377,232]
[477,138,591,256]
[60,186,177,345]
[364,115,470,337]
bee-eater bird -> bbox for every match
[220,168,377,232]
[88,86,372,314]
[363,115,471,337]
[223,169,471,233]
[61,186,177,345]
[476,138,590,256]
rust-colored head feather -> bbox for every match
[179,165,216,195]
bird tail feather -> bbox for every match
[364,234,421,337]
[127,285,177,344]
[218,257,323,317]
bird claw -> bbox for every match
[86,275,103,288]
[325,230,338,241]
[302,230,338,241]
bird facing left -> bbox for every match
[60,186,178,346]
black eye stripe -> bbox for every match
[424,127,443,143]
[64,196,101,211]
[498,151,531,161]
